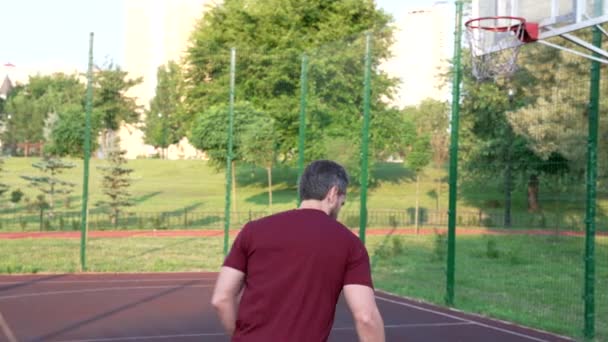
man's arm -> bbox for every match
[211,266,245,336]
[343,284,385,342]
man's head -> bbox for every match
[298,160,349,219]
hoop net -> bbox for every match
[465,16,527,80]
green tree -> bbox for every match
[144,61,186,157]
[3,89,44,150]
[45,105,102,157]
[190,102,264,167]
[185,0,400,170]
[190,102,265,217]
[460,79,530,225]
[1,74,85,154]
[241,115,277,211]
[96,136,135,227]
[462,35,602,215]
[457,52,574,224]
[506,38,608,176]
[21,157,76,213]
[406,99,450,166]
[406,134,432,233]
[94,62,142,157]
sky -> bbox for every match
[1,0,450,72]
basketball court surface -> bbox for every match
[0,272,573,341]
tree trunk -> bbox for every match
[554,196,560,237]
[102,129,115,158]
[267,165,273,213]
[504,163,512,228]
[101,130,108,158]
[415,174,420,234]
[232,160,239,223]
[50,183,55,211]
[436,178,441,212]
[113,208,119,228]
[528,174,540,212]
[39,208,44,231]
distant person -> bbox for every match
[211,159,385,341]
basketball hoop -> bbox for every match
[465,16,537,81]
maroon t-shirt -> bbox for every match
[223,208,373,342]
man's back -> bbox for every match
[223,208,372,342]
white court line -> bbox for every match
[0,277,216,285]
[0,285,214,301]
[0,310,18,342]
[333,321,474,330]
[54,323,477,342]
[57,332,225,342]
[374,294,552,342]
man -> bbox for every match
[211,160,385,341]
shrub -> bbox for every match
[486,238,500,259]
[433,230,447,262]
[10,189,24,204]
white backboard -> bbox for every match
[471,0,608,41]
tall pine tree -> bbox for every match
[96,136,135,227]
[0,158,8,198]
[21,157,76,213]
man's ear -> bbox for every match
[326,185,339,202]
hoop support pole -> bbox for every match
[537,39,608,64]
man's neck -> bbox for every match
[299,200,330,216]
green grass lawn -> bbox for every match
[372,234,608,341]
[0,233,605,340]
[0,157,604,232]
[0,236,224,274]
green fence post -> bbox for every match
[297,54,308,206]
[224,48,236,256]
[583,22,602,340]
[80,32,94,272]
[359,32,372,245]
[446,1,464,306]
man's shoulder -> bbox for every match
[241,209,298,231]
[245,209,354,234]
[247,209,298,225]
[249,208,327,223]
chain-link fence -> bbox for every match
[2,17,608,341]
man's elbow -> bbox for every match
[354,309,383,329]
[211,293,230,310]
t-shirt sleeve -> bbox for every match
[223,224,250,273]
[343,237,374,289]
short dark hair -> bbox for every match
[298,160,349,201]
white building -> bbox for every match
[119,0,215,159]
[381,1,451,108]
